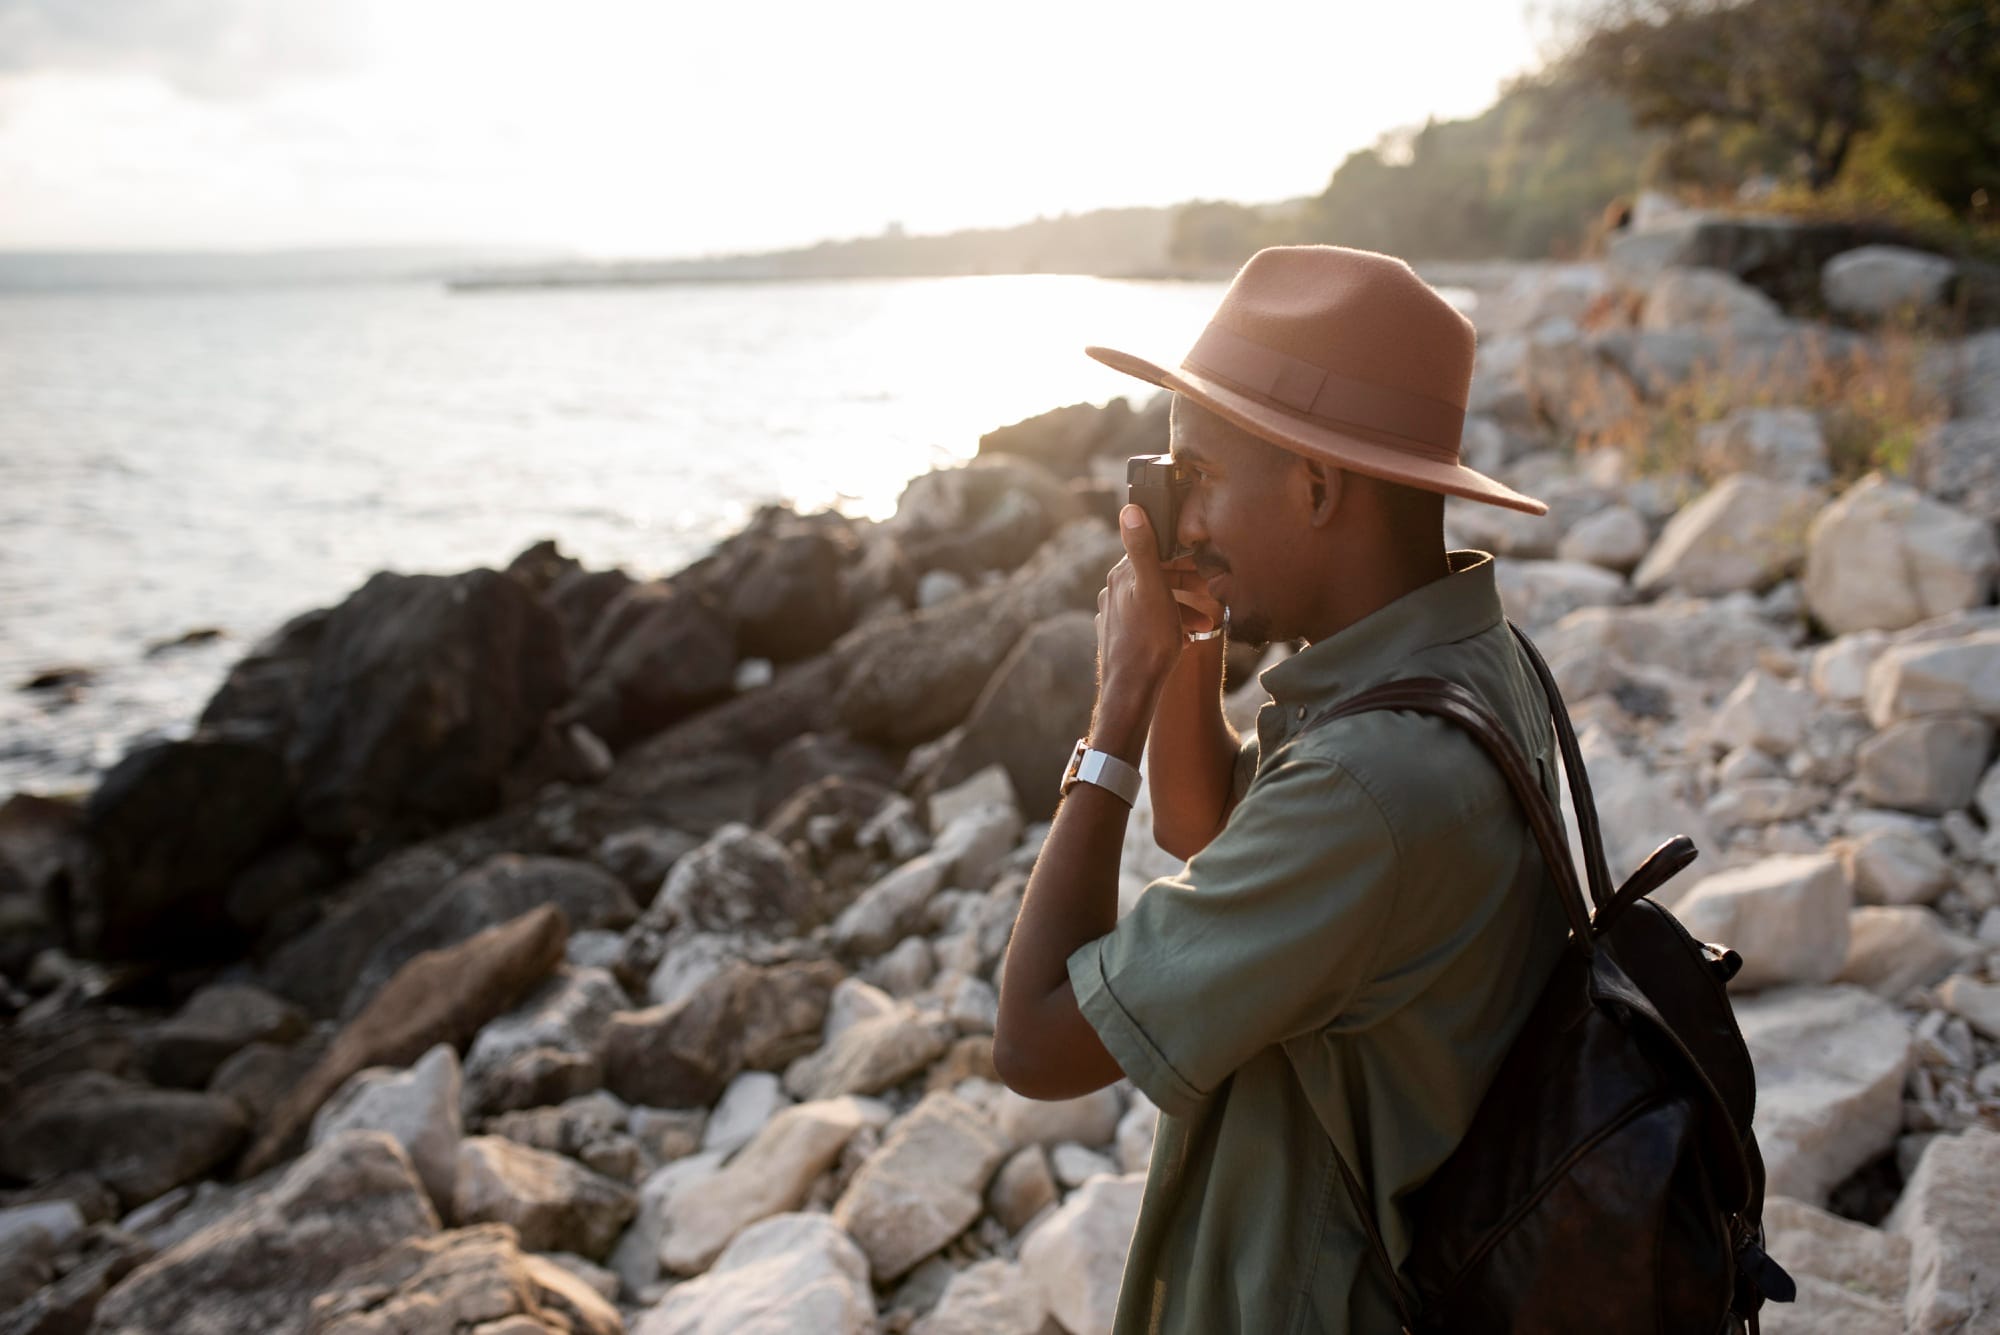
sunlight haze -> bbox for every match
[0,0,1543,256]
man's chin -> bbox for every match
[1228,606,1275,647]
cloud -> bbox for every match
[0,0,369,98]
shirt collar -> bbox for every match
[1260,550,1504,709]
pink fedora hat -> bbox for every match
[1087,245,1546,515]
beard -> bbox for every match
[1226,602,1275,647]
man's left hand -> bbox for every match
[1095,506,1193,735]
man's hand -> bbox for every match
[1095,507,1224,747]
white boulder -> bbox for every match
[1673,854,1851,990]
[1632,476,1819,597]
[1019,1171,1146,1335]
[636,1214,875,1335]
[1803,476,1999,635]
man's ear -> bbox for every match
[1304,459,1343,527]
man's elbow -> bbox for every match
[991,1024,1065,1102]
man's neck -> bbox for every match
[1298,544,1452,647]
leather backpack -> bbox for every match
[1316,625,1797,1334]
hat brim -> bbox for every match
[1086,344,1548,517]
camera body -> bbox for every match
[1126,454,1193,562]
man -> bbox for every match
[992,245,1574,1333]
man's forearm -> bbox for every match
[991,687,1148,1101]
[1145,637,1239,860]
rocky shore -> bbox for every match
[3,220,2000,1333]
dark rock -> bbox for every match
[843,525,918,615]
[306,1223,620,1335]
[195,607,330,751]
[451,1138,635,1262]
[468,1047,602,1118]
[91,1131,438,1335]
[0,1224,152,1335]
[592,825,701,898]
[761,775,898,851]
[340,855,635,1018]
[219,840,339,946]
[0,1073,248,1209]
[502,539,583,597]
[976,397,1166,481]
[137,982,308,1089]
[545,567,635,655]
[287,569,570,855]
[0,1173,118,1226]
[240,905,568,1178]
[205,1040,321,1125]
[888,456,1078,578]
[0,795,80,976]
[704,510,858,663]
[605,657,842,783]
[70,738,292,962]
[562,579,733,749]
[832,518,1120,747]
[924,610,1096,821]
[601,959,841,1109]
[643,823,826,942]
[756,733,899,820]
[257,845,463,1018]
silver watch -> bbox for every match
[1059,737,1143,806]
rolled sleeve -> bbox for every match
[1069,754,1403,1111]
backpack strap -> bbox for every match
[1507,622,1617,915]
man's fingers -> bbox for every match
[1117,505,1159,566]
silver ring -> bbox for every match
[1186,606,1229,643]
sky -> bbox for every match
[0,0,1549,259]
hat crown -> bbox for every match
[1205,246,1476,413]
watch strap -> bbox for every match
[1060,738,1142,806]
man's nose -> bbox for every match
[1176,490,1206,552]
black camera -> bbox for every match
[1126,454,1193,562]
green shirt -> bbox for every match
[1068,551,1572,1335]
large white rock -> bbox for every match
[702,1071,789,1157]
[1641,267,1787,333]
[987,1144,1058,1235]
[1542,597,1788,698]
[1810,631,1890,706]
[912,1257,1050,1335]
[1738,986,1913,1205]
[1709,669,1812,756]
[462,966,626,1106]
[1886,1126,2000,1334]
[1556,504,1650,573]
[932,800,1024,890]
[1495,559,1630,629]
[1937,973,2000,1040]
[782,1007,954,1100]
[1696,407,1830,485]
[636,1213,875,1335]
[929,764,1016,833]
[829,854,950,959]
[995,1086,1123,1150]
[1804,476,2000,635]
[1673,854,1851,990]
[832,1091,1010,1281]
[1759,1195,1908,1335]
[608,1150,725,1299]
[1842,826,1951,906]
[1836,907,1980,998]
[1864,629,2000,727]
[1823,245,1958,321]
[310,1043,463,1217]
[659,1097,880,1276]
[1854,715,1994,814]
[1019,1171,1146,1335]
[1632,475,1820,597]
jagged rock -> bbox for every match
[286,569,569,852]
[342,856,635,1015]
[310,1043,463,1215]
[1803,476,2000,635]
[709,511,858,664]
[452,1136,635,1261]
[563,579,734,749]
[595,824,701,895]
[913,1257,1051,1335]
[485,1092,641,1184]
[1540,597,1788,698]
[1811,631,1889,705]
[638,1213,876,1335]
[256,845,467,1018]
[602,959,840,1109]
[1886,1126,2000,1333]
[1760,1196,1907,1335]
[1822,245,1957,321]
[943,974,999,1035]
[829,853,949,959]
[1695,407,1830,486]
[1494,560,1629,629]
[924,611,1097,821]
[832,1091,1010,1281]
[755,733,898,822]
[68,737,292,961]
[1854,715,1993,815]
[0,1220,154,1334]
[1632,475,1819,597]
[987,1145,1058,1235]
[865,936,937,996]
[703,1071,790,1157]
[462,966,626,1114]
[1862,629,2000,727]
[90,1131,438,1335]
[0,1072,246,1210]
[658,1099,882,1276]
[888,456,1077,577]
[994,1086,1123,1150]
[139,982,308,1089]
[1842,826,1951,906]
[207,1039,320,1124]
[1019,1172,1146,1335]
[308,1223,622,1335]
[607,1149,723,1298]
[1675,854,1850,990]
[1709,670,1812,756]
[1837,907,1980,998]
[784,1005,953,1101]
[1052,1144,1119,1188]
[242,905,567,1177]
[1555,504,1649,573]
[1937,974,2000,1040]
[196,605,328,751]
[1738,985,1912,1205]
[651,823,827,937]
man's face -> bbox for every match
[1167,398,1309,646]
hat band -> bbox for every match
[1181,324,1465,462]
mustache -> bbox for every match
[1192,546,1229,577]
